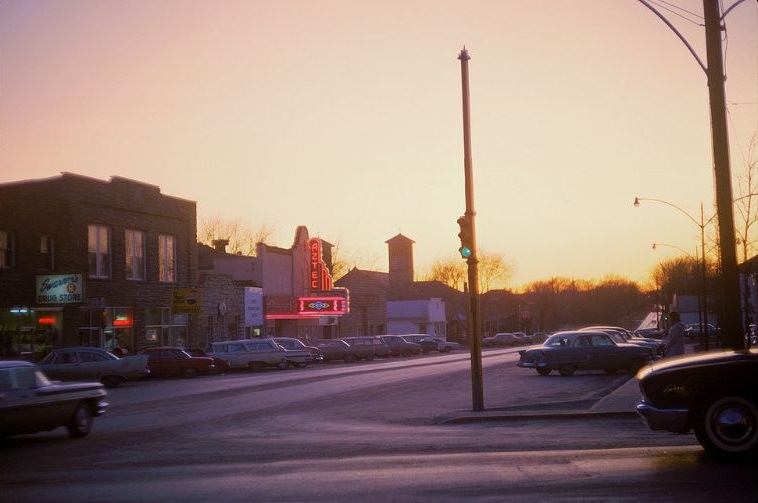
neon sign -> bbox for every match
[307,238,332,292]
[298,296,347,316]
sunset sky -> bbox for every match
[2,1,757,290]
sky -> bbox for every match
[1,1,757,290]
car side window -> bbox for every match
[0,369,12,391]
[574,336,590,347]
[15,368,37,389]
[591,335,612,346]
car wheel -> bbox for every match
[295,362,309,368]
[101,376,121,388]
[181,367,198,378]
[276,361,290,370]
[694,395,758,457]
[343,354,357,363]
[558,364,575,377]
[536,368,551,376]
[67,403,93,438]
[442,347,452,353]
[249,361,266,372]
[365,354,375,361]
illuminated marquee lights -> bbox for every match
[298,296,348,317]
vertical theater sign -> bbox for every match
[265,237,349,323]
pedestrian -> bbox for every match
[664,311,687,357]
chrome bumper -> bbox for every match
[636,402,690,433]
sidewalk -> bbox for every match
[437,342,698,424]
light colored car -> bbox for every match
[274,337,324,364]
[483,333,521,347]
[431,337,463,353]
[208,338,311,371]
[0,360,108,438]
[38,347,150,388]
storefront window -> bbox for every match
[0,307,60,360]
[144,307,187,347]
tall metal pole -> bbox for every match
[703,1,743,349]
[458,47,484,411]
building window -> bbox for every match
[125,230,146,280]
[0,231,13,269]
[88,224,111,278]
[40,235,54,271]
[158,234,176,282]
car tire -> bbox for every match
[67,403,93,438]
[181,367,198,378]
[295,362,309,368]
[694,395,758,457]
[442,347,452,353]
[343,354,357,363]
[536,368,551,376]
[101,375,121,388]
[249,361,266,372]
[558,364,575,377]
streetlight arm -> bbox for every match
[634,196,703,229]
[636,0,708,76]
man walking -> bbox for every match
[663,311,687,357]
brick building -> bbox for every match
[0,173,197,358]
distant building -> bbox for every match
[198,226,348,342]
[335,233,467,341]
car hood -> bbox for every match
[637,348,758,378]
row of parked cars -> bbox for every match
[0,334,463,440]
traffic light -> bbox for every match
[457,215,473,259]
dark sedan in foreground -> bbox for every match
[517,330,654,376]
[0,360,108,438]
[636,348,758,457]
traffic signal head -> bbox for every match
[457,215,473,259]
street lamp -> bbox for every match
[634,1,748,349]
[635,197,711,349]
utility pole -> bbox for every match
[458,47,484,411]
[703,0,744,349]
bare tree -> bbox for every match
[422,251,511,293]
[735,133,758,264]
[197,215,273,255]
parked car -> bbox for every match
[208,338,311,371]
[313,339,375,362]
[517,330,655,376]
[0,360,108,438]
[401,334,441,354]
[483,333,521,347]
[685,323,721,340]
[342,336,392,358]
[139,346,216,377]
[38,347,150,388]
[580,326,665,357]
[379,335,422,357]
[635,327,665,339]
[432,337,463,353]
[186,347,230,373]
[636,348,758,457]
[273,337,324,363]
